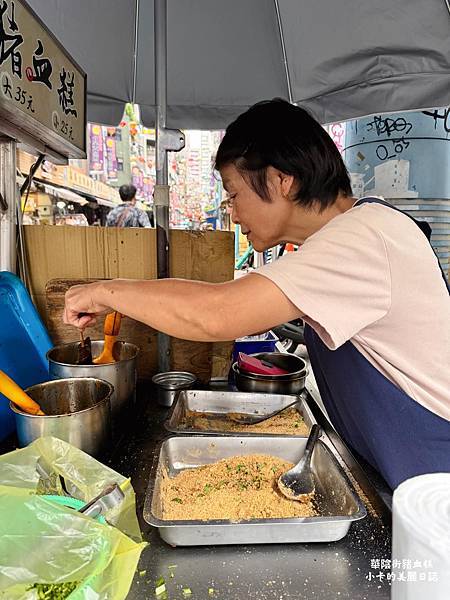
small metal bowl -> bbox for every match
[152,371,197,407]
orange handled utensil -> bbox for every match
[93,312,122,364]
[0,369,45,415]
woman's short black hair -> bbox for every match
[214,98,352,209]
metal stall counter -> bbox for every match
[110,381,392,600]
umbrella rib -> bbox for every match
[132,0,140,104]
[273,0,294,103]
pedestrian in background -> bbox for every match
[106,184,152,227]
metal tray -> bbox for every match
[143,435,367,546]
[164,389,316,436]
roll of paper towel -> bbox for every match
[392,473,450,600]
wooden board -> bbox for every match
[25,225,235,382]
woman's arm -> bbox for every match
[63,274,304,342]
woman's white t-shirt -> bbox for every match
[256,201,450,421]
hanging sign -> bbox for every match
[89,124,104,172]
[0,0,86,158]
[105,128,118,179]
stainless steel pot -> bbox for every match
[47,341,139,421]
[11,378,113,457]
[246,352,307,379]
[232,362,307,394]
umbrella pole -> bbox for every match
[0,138,17,273]
[154,0,185,372]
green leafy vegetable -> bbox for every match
[155,583,166,597]
[155,576,166,597]
[27,582,79,600]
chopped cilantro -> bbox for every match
[27,582,79,599]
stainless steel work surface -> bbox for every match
[1,383,392,599]
[144,435,366,546]
[165,389,315,436]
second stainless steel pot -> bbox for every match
[11,377,113,457]
[232,362,307,394]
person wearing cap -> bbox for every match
[63,99,450,489]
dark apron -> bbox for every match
[304,197,450,489]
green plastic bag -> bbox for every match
[0,437,147,600]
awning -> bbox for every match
[43,184,88,206]
[95,198,117,208]
[79,192,117,208]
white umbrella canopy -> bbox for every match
[27,0,450,128]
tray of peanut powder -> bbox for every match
[143,435,367,546]
[164,390,315,436]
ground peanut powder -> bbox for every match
[161,454,316,521]
[183,408,309,435]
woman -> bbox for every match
[64,99,450,489]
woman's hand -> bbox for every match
[63,281,111,329]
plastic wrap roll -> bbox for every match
[392,473,450,600]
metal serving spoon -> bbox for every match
[228,389,308,425]
[277,424,321,500]
[78,483,125,518]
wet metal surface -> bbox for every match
[0,382,392,599]
[111,384,392,600]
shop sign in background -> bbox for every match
[88,124,104,172]
[0,0,85,154]
[105,129,118,180]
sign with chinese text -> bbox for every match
[105,128,118,180]
[0,0,86,157]
[88,124,104,172]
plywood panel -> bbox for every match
[25,225,235,381]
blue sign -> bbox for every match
[343,108,450,199]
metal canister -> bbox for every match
[47,341,139,422]
[11,377,113,457]
[152,371,197,407]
